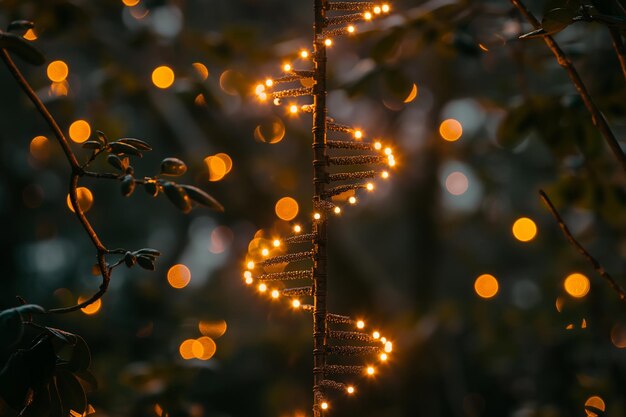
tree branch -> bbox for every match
[609,27,626,82]
[510,0,626,173]
[539,189,626,303]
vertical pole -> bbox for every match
[312,0,327,415]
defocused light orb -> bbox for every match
[152,66,175,89]
[122,0,140,5]
[69,120,91,143]
[23,29,37,40]
[179,339,196,359]
[78,296,101,315]
[439,118,463,141]
[30,136,50,160]
[198,320,227,338]
[474,274,499,299]
[404,83,418,103]
[584,396,605,416]
[195,336,217,360]
[66,187,93,213]
[167,264,191,289]
[254,118,286,144]
[192,62,209,80]
[47,60,69,83]
[205,156,227,182]
[611,324,626,348]
[564,273,590,298]
[275,197,299,221]
[512,217,537,242]
[445,171,469,195]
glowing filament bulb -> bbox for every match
[300,50,309,59]
[380,353,388,361]
[380,337,387,344]
[244,271,253,284]
[388,157,396,167]
[364,11,373,20]
[321,402,329,410]
[289,105,299,114]
[346,386,355,394]
[292,299,301,308]
[374,5,382,14]
[283,63,292,72]
[356,320,365,329]
[354,129,363,139]
[366,366,375,375]
[245,276,253,285]
[313,212,321,220]
[255,84,265,95]
[247,261,255,270]
[271,289,280,299]
[384,341,393,353]
[347,25,356,33]
[261,248,269,257]
[258,283,267,293]
[273,239,281,247]
[259,92,268,101]
[384,147,392,155]
[366,183,374,191]
[348,196,357,205]
[374,141,382,150]
[372,331,380,339]
[294,224,302,233]
[334,206,341,214]
[382,171,389,179]
[273,98,281,106]
[324,38,332,46]
[382,3,390,12]
[265,78,274,87]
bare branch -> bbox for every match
[510,0,626,173]
[609,27,626,82]
[539,189,626,303]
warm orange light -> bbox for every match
[364,11,373,20]
[261,248,269,257]
[380,353,388,361]
[195,336,217,360]
[23,29,37,41]
[374,6,382,14]
[382,171,389,179]
[192,62,209,80]
[294,224,302,233]
[348,196,357,205]
[356,320,365,329]
[47,60,69,83]
[384,341,392,353]
[334,207,341,214]
[283,63,292,72]
[324,39,332,46]
[273,239,281,247]
[372,331,380,339]
[382,4,390,12]
[374,141,382,150]
[347,25,356,33]
[167,264,191,289]
[366,366,375,375]
[30,136,50,160]
[292,299,301,308]
[247,261,255,270]
[271,289,280,299]
[152,65,175,89]
[439,119,463,141]
[320,402,329,410]
[346,386,355,394]
[585,396,606,414]
[69,120,91,143]
[366,183,374,191]
[289,104,299,114]
[474,274,499,299]
[198,320,228,338]
[66,187,93,213]
[275,197,299,221]
[564,273,590,298]
[205,154,230,182]
[354,130,363,139]
[78,296,101,315]
[313,212,321,220]
[300,50,309,59]
[122,0,140,5]
[512,217,537,242]
[255,84,265,95]
[245,276,253,285]
[179,339,196,360]
[258,283,268,293]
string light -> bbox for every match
[364,11,373,20]
[271,289,280,299]
[382,3,390,12]
[372,331,380,339]
[289,104,299,114]
[247,261,255,270]
[346,386,355,394]
[380,353,388,361]
[324,38,332,46]
[366,183,374,191]
[283,63,292,72]
[382,171,389,179]
[374,6,382,14]
[366,366,375,375]
[354,129,363,139]
[384,341,393,353]
[273,239,281,247]
[313,212,321,220]
[321,402,329,410]
[356,320,365,329]
[300,50,309,59]
[380,337,387,344]
[334,207,341,214]
[255,84,265,95]
[294,224,302,233]
[258,92,268,101]
[347,25,356,33]
[258,283,267,293]
[374,141,382,150]
[261,248,270,257]
[292,299,301,308]
[348,196,357,205]
[265,78,274,87]
[245,276,253,285]
[384,147,392,155]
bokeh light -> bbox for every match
[69,120,91,143]
[275,197,299,221]
[78,296,101,315]
[152,65,175,89]
[445,171,469,195]
[254,118,286,144]
[47,60,69,83]
[66,187,94,213]
[179,339,196,360]
[404,83,418,103]
[584,396,605,416]
[192,62,209,80]
[611,323,626,348]
[30,136,51,160]
[474,274,499,299]
[512,217,537,242]
[167,264,191,289]
[564,273,590,298]
[198,320,227,338]
[204,153,232,182]
[439,119,463,141]
[122,0,140,5]
[23,29,37,41]
[195,336,217,360]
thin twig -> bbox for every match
[609,27,626,82]
[510,0,626,173]
[539,189,626,303]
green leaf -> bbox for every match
[180,185,224,212]
[0,32,45,65]
[66,335,90,372]
[136,248,161,257]
[124,252,136,267]
[95,130,108,145]
[108,141,142,157]
[54,369,87,415]
[120,175,135,197]
[117,138,152,151]
[107,154,124,171]
[143,181,158,197]
[163,182,192,213]
[136,255,156,271]
[81,141,103,150]
[160,158,187,176]
[7,20,34,33]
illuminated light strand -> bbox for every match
[284,233,317,244]
[327,121,354,133]
[327,1,375,11]
[256,251,314,267]
[326,313,352,324]
[322,183,372,198]
[327,346,382,356]
[282,286,313,297]
[320,365,369,375]
[317,379,348,391]
[269,87,314,99]
[327,330,375,342]
[325,12,373,26]
[257,270,313,281]
[326,140,377,150]
[328,155,387,165]
[327,170,379,182]
[322,26,358,38]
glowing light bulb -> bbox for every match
[382,171,389,179]
[245,276,253,285]
[259,92,268,101]
[283,63,292,72]
[294,224,302,233]
[321,402,329,410]
[292,299,301,308]
[289,105,299,114]
[384,147,392,155]
[261,248,269,257]
[273,239,281,247]
[258,283,267,293]
[348,196,357,205]
[388,157,396,167]
[324,38,332,46]
[366,183,374,191]
[364,11,372,20]
[313,212,321,220]
[334,206,341,214]
[372,331,380,339]
[271,289,280,299]
[300,50,309,59]
[380,353,388,361]
[374,141,382,150]
[255,84,265,95]
[346,386,355,394]
[273,98,281,106]
[366,366,375,375]
[374,6,382,14]
[247,261,255,270]
[356,320,365,329]
[384,341,393,353]
[354,130,363,139]
[382,3,390,12]
[347,25,356,33]
[265,78,274,87]
[380,337,387,344]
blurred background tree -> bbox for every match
[1,0,625,416]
